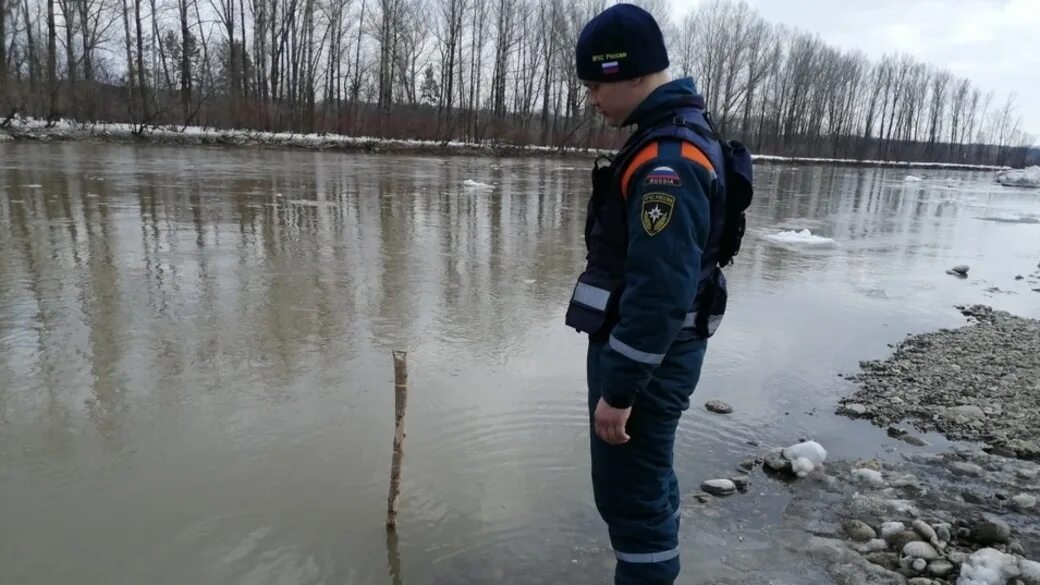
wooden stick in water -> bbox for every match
[386,350,408,529]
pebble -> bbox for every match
[902,541,939,561]
[841,519,877,542]
[988,446,1018,458]
[1009,541,1026,556]
[880,522,906,539]
[887,530,924,551]
[763,449,791,473]
[927,560,954,578]
[947,550,968,564]
[948,404,985,419]
[962,491,986,504]
[852,468,885,488]
[839,403,868,416]
[865,552,900,571]
[692,492,712,504]
[911,558,927,572]
[701,479,737,496]
[730,476,750,491]
[901,435,930,447]
[1010,491,1035,510]
[969,517,1011,545]
[1015,467,1038,480]
[912,520,937,543]
[865,538,888,552]
[951,265,970,275]
[948,461,984,477]
[705,400,733,414]
[935,525,951,543]
[908,578,933,585]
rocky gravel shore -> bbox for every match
[838,305,1040,461]
[681,304,1040,584]
[784,448,1040,585]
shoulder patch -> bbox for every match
[645,166,681,187]
[641,192,675,236]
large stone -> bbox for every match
[948,461,985,477]
[701,479,737,496]
[951,265,970,275]
[969,517,1011,545]
[902,541,940,561]
[704,400,733,414]
[912,520,937,542]
[881,522,907,539]
[1015,467,1038,480]
[908,578,934,585]
[764,448,792,473]
[840,403,868,416]
[865,552,901,571]
[888,531,924,551]
[1011,494,1037,511]
[842,519,877,542]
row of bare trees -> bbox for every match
[0,0,1035,165]
[674,1,1033,165]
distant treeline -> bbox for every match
[0,0,1035,166]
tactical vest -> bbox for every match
[566,95,752,342]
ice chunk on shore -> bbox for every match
[996,166,1040,188]
[957,548,1021,585]
[783,441,827,477]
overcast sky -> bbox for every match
[666,0,1040,140]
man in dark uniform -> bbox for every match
[565,4,751,585]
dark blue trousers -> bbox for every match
[587,338,707,585]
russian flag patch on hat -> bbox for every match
[601,61,620,74]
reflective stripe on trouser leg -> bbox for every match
[587,340,707,585]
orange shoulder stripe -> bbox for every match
[620,143,659,200]
[621,141,716,199]
[681,142,715,175]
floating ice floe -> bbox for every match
[996,166,1040,188]
[904,175,924,182]
[462,179,493,189]
[763,229,838,247]
[23,184,43,188]
[287,199,335,207]
[977,213,1040,224]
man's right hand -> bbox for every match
[594,398,632,445]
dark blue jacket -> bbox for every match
[597,78,719,408]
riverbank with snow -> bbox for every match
[0,117,1015,171]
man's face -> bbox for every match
[583,79,639,127]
